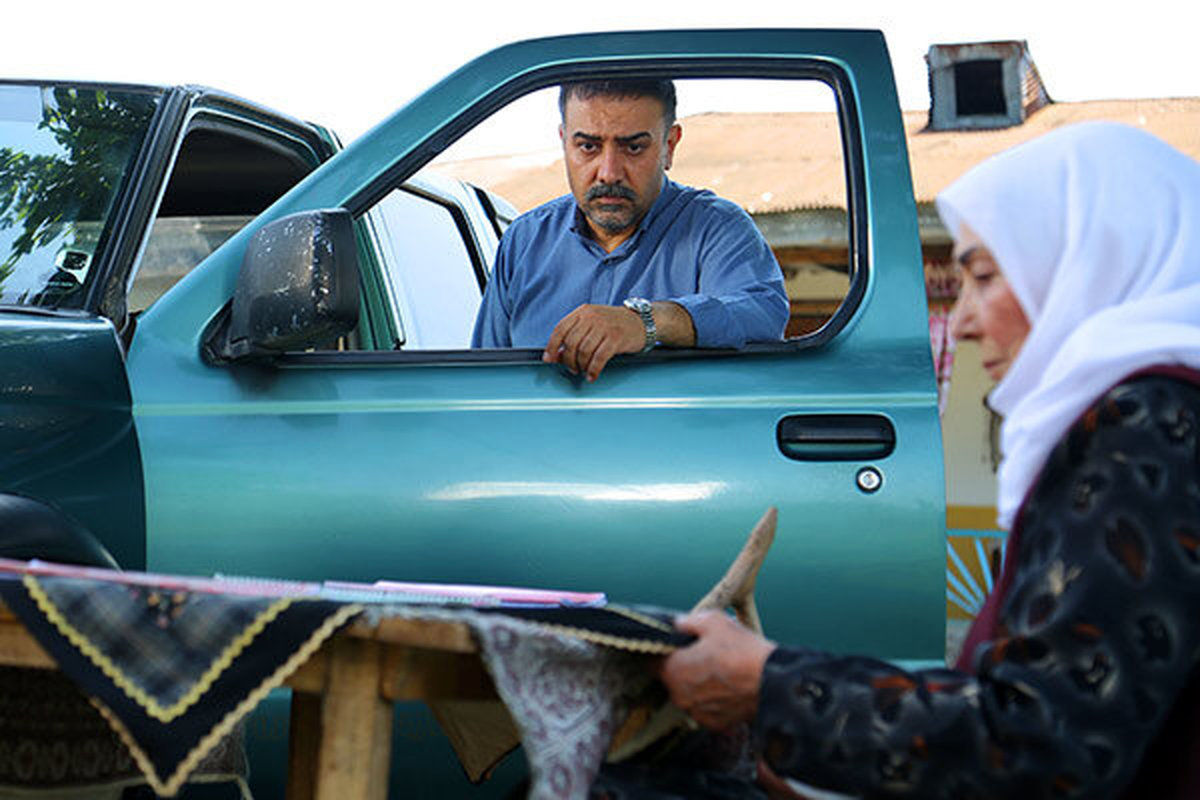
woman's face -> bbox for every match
[949,224,1032,382]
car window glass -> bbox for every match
[131,215,250,311]
[127,121,319,314]
[354,76,851,352]
[364,185,483,349]
[0,84,159,308]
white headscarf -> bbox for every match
[936,122,1200,530]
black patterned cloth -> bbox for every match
[0,663,249,796]
[591,727,766,800]
[0,573,359,796]
[0,665,140,790]
[475,604,692,651]
[752,373,1200,799]
[0,567,695,799]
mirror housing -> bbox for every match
[206,209,360,363]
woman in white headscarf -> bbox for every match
[939,121,1200,532]
[624,122,1200,800]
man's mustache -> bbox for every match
[586,184,636,202]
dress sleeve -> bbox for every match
[668,202,789,348]
[752,375,1200,798]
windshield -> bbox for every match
[0,84,160,308]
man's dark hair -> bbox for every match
[558,79,677,128]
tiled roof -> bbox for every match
[435,98,1200,214]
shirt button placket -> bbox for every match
[592,254,615,304]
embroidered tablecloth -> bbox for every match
[0,561,689,798]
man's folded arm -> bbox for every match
[671,284,790,348]
[665,202,790,348]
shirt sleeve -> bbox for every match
[668,202,790,348]
[752,375,1200,798]
[471,232,514,348]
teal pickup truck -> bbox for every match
[1,29,944,797]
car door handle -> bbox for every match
[776,414,896,461]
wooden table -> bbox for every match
[0,603,502,800]
[0,510,776,799]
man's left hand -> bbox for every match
[543,304,646,381]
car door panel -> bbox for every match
[135,339,941,658]
[129,29,943,663]
[0,314,145,568]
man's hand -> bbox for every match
[657,610,776,732]
[543,304,646,381]
[543,301,697,381]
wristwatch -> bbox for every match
[623,297,657,354]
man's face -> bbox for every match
[560,93,682,242]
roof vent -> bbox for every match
[926,41,1051,130]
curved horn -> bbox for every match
[691,507,777,633]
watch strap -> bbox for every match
[623,298,657,354]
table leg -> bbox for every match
[312,638,393,800]
[287,690,322,800]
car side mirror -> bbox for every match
[205,209,360,363]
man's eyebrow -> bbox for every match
[569,131,652,144]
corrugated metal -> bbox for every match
[1019,52,1052,117]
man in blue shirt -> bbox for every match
[471,78,789,381]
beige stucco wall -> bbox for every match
[941,340,1001,525]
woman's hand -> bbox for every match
[657,610,777,731]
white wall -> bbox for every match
[941,341,1001,514]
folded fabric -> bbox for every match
[0,564,694,800]
[475,604,693,653]
[0,573,359,796]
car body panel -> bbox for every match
[0,311,144,568]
